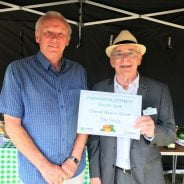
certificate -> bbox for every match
[77,90,142,139]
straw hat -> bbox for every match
[105,30,146,57]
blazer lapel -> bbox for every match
[137,76,147,113]
[106,78,114,92]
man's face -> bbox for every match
[110,45,142,77]
[35,17,70,61]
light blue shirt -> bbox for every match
[0,51,87,183]
[114,75,139,170]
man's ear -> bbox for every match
[35,31,39,43]
[137,55,142,66]
[110,58,115,68]
[66,36,71,46]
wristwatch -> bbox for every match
[69,155,80,164]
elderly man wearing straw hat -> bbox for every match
[87,30,176,184]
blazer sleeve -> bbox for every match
[86,81,105,178]
[87,135,101,178]
[151,85,176,146]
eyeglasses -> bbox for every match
[111,50,140,60]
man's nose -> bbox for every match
[50,33,59,40]
[121,55,130,61]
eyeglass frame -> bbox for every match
[111,49,141,60]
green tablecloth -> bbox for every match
[0,140,90,184]
[0,140,20,184]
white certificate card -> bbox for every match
[77,90,142,139]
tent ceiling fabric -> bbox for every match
[0,0,183,29]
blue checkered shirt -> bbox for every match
[0,51,87,183]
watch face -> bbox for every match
[70,156,79,164]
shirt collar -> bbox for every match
[36,51,64,73]
[114,73,139,91]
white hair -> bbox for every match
[35,11,72,36]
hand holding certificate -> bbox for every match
[77,90,142,140]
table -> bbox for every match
[0,139,90,184]
[160,144,184,184]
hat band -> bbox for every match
[115,40,136,45]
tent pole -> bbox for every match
[76,0,84,48]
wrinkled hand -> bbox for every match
[90,177,102,184]
[134,115,155,138]
[39,161,64,184]
[61,158,78,180]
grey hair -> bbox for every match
[35,11,72,36]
